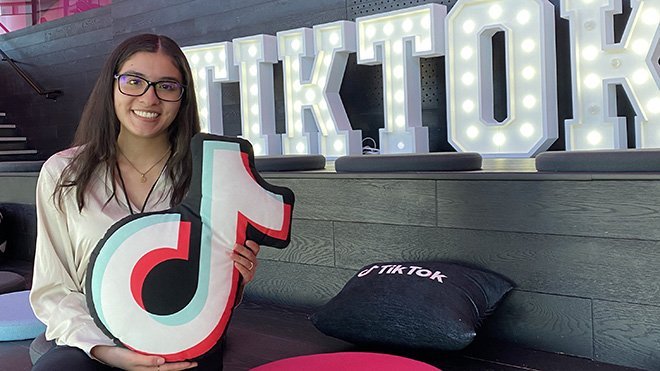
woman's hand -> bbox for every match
[91,345,197,370]
[232,240,260,284]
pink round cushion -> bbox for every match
[251,352,440,371]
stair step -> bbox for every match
[0,115,38,160]
[0,137,28,150]
[0,124,17,136]
[0,136,27,141]
[0,149,37,155]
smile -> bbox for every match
[133,110,160,119]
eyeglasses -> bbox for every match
[114,73,185,102]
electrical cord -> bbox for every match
[362,137,380,155]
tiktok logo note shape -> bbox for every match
[86,133,294,361]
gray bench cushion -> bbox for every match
[335,153,482,173]
[536,149,660,172]
[0,203,38,288]
[255,155,326,172]
[0,271,26,294]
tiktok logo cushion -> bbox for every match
[86,134,294,361]
[311,261,513,351]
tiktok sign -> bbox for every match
[85,134,294,361]
[184,0,660,158]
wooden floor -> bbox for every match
[1,301,644,371]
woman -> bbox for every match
[30,34,259,371]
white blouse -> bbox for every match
[29,147,173,356]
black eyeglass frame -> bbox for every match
[113,73,186,102]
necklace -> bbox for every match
[116,164,165,215]
[118,146,170,183]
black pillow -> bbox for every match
[0,209,6,263]
[311,261,513,351]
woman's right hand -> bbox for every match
[91,345,197,370]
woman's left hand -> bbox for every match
[232,240,260,284]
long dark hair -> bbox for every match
[55,34,200,210]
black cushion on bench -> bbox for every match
[0,203,38,287]
[0,203,37,262]
[536,149,660,172]
[255,155,326,172]
[311,261,513,351]
[334,153,482,173]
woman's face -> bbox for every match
[114,50,183,142]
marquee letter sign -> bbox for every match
[278,21,363,158]
[182,42,239,134]
[233,35,281,155]
[446,0,558,157]
[180,1,660,159]
[356,3,447,154]
[561,0,660,150]
[86,134,294,361]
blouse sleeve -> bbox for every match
[29,158,116,356]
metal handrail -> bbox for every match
[0,48,62,100]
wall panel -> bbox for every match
[269,178,437,226]
[332,220,660,306]
[259,219,335,267]
[245,260,355,309]
[593,300,660,370]
[436,180,660,240]
[483,290,593,359]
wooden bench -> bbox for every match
[1,165,657,370]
